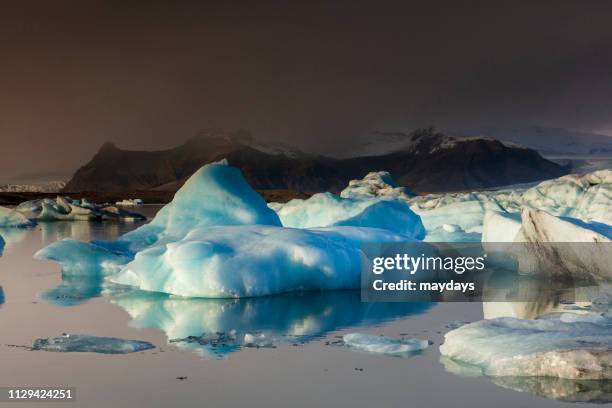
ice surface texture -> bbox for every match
[32,334,155,354]
[343,333,428,356]
[111,225,411,298]
[440,313,612,379]
[273,192,425,239]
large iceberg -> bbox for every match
[440,312,612,379]
[110,225,411,298]
[37,162,417,298]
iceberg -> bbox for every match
[0,205,34,227]
[343,333,429,356]
[38,162,419,298]
[35,239,132,275]
[408,192,504,241]
[340,171,415,199]
[110,225,411,298]
[16,196,145,222]
[274,192,424,239]
[104,162,282,253]
[32,334,155,354]
[514,169,612,225]
[440,313,612,379]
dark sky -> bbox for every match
[1,0,612,181]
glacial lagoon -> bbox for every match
[0,207,610,407]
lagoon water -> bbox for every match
[0,206,609,407]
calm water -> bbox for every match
[0,206,608,407]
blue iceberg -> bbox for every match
[36,161,417,298]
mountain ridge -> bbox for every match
[63,131,569,194]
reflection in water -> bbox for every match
[0,227,28,250]
[40,221,137,243]
[441,357,612,403]
[40,273,106,306]
[491,377,612,404]
[39,265,433,358]
[483,268,598,319]
[109,290,432,358]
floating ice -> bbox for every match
[440,313,612,379]
[411,196,504,241]
[446,321,468,329]
[274,192,424,238]
[103,162,282,253]
[512,169,612,225]
[32,334,155,354]
[343,333,429,356]
[38,162,419,297]
[516,207,612,242]
[481,210,522,242]
[116,199,143,206]
[35,239,132,275]
[340,171,415,199]
[243,333,274,348]
[16,196,145,222]
[110,225,411,298]
[0,206,34,227]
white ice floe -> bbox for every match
[440,313,612,379]
[343,333,429,356]
[340,171,415,200]
[0,206,34,228]
[32,334,155,354]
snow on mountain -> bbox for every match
[0,180,66,193]
[454,125,612,158]
[338,127,520,158]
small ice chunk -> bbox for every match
[343,333,428,356]
[446,321,468,329]
[32,334,155,354]
[243,333,274,348]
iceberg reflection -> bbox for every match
[441,357,612,403]
[109,290,432,358]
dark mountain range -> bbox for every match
[63,131,569,194]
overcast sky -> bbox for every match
[1,0,612,181]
